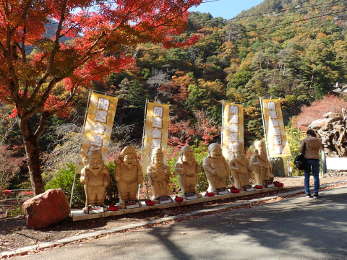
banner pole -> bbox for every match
[141,100,149,200]
[259,97,270,159]
[70,90,92,208]
[221,100,225,148]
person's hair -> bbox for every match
[306,129,316,137]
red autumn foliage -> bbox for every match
[168,120,194,148]
[168,110,219,149]
[294,95,347,130]
[194,111,219,144]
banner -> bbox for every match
[261,99,291,158]
[141,102,169,172]
[221,103,244,161]
[81,91,118,155]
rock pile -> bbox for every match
[309,109,347,157]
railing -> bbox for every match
[0,189,34,218]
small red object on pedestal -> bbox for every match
[145,200,155,206]
[274,181,284,188]
[255,185,263,189]
[107,205,119,211]
[205,192,215,197]
[230,187,240,193]
[175,196,184,203]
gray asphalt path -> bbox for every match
[14,187,347,260]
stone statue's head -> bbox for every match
[254,140,266,154]
[208,143,222,158]
[87,149,103,170]
[151,148,164,165]
[120,146,138,166]
[180,146,194,163]
[229,142,243,159]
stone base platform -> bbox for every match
[70,187,282,221]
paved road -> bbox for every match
[14,187,347,260]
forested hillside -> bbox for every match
[107,0,347,146]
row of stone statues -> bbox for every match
[80,140,274,213]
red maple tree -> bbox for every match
[0,0,202,194]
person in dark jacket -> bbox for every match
[300,129,323,198]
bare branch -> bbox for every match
[30,0,68,103]
[33,112,49,138]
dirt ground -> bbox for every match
[1,175,347,253]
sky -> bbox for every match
[190,0,264,19]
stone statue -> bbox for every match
[80,149,110,213]
[175,146,200,197]
[147,148,172,202]
[114,146,143,208]
[250,140,273,186]
[229,144,253,190]
[203,143,230,193]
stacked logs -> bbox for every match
[309,109,347,157]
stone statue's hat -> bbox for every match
[120,146,137,156]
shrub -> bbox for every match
[45,164,85,208]
[286,125,305,176]
[193,145,209,192]
[45,162,118,208]
[105,161,118,205]
[168,154,180,193]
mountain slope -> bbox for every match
[113,0,347,144]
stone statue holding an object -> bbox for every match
[115,146,143,208]
[229,144,253,190]
[80,149,110,213]
[175,146,200,197]
[147,148,172,202]
[203,143,230,193]
[250,140,273,186]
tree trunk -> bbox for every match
[19,118,45,195]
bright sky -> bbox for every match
[190,0,264,19]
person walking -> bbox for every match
[300,129,323,199]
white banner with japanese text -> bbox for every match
[221,103,244,161]
[261,99,291,158]
[81,91,118,156]
[141,102,169,172]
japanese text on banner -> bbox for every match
[81,91,118,155]
[221,103,244,161]
[261,99,291,158]
[142,102,169,171]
